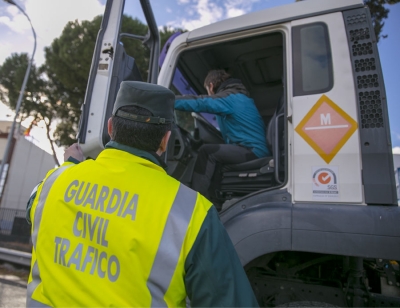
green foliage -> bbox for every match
[42,16,103,146]
[364,0,400,41]
[41,15,182,147]
[0,13,184,157]
[296,0,400,42]
[0,53,60,164]
[0,53,44,117]
[159,26,183,52]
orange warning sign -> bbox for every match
[295,95,358,164]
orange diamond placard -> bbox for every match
[295,95,358,164]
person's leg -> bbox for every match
[191,144,257,198]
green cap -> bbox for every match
[112,81,175,124]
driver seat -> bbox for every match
[212,95,285,200]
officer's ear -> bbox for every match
[157,131,171,155]
[107,117,113,137]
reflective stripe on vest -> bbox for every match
[27,162,200,307]
[27,165,72,307]
[147,184,197,307]
[26,262,50,308]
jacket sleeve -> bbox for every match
[26,183,41,224]
[175,93,235,115]
[26,159,79,224]
[184,206,259,307]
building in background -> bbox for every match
[0,120,55,209]
[0,121,55,249]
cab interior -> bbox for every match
[164,30,287,207]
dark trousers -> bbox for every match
[192,144,257,199]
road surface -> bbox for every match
[0,262,28,307]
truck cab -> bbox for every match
[78,0,400,306]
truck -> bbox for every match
[77,0,400,306]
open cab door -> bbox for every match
[159,26,287,206]
[77,0,160,159]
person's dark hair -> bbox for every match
[110,105,172,152]
[203,69,231,92]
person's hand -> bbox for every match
[64,143,84,162]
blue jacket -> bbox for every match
[175,78,270,158]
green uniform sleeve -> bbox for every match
[26,158,80,224]
[184,206,259,307]
[26,184,40,225]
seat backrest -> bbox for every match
[266,95,284,153]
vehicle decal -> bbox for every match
[312,166,339,201]
[295,95,358,163]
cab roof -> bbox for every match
[187,0,364,43]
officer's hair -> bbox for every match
[203,69,231,92]
[110,106,171,152]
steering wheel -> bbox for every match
[191,112,224,144]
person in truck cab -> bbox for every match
[25,81,259,307]
[175,69,270,203]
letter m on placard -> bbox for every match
[320,113,331,125]
[295,94,359,164]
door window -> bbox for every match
[292,22,333,96]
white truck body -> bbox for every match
[78,0,400,306]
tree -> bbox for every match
[365,0,400,41]
[0,53,43,115]
[43,15,183,147]
[1,15,184,155]
[42,16,103,147]
[0,53,61,165]
[159,26,183,52]
[295,0,400,42]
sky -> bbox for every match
[0,0,399,162]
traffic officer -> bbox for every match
[26,81,259,307]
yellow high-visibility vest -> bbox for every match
[27,149,212,307]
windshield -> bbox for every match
[159,33,219,134]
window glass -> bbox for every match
[169,69,198,134]
[169,62,218,134]
[293,23,333,96]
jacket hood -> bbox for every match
[216,78,249,96]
